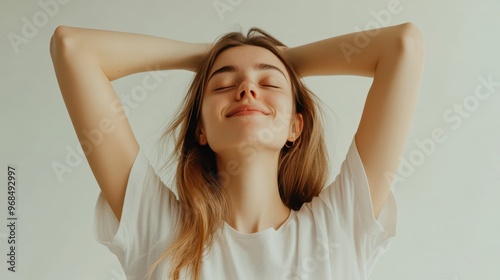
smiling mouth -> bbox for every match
[225,105,271,118]
[229,110,267,117]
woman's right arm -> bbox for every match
[49,26,211,222]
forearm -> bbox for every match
[51,26,212,81]
[285,22,418,78]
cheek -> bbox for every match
[269,94,294,117]
[201,97,217,117]
[200,97,225,129]
[272,95,296,133]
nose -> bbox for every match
[236,80,258,101]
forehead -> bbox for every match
[209,45,288,78]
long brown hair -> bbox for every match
[146,27,330,280]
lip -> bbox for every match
[226,105,270,118]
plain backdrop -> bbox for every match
[1,0,499,279]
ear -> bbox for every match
[288,113,303,141]
[196,122,207,145]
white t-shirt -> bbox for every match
[94,137,398,280]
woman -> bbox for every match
[50,22,424,280]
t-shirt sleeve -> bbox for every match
[93,145,180,279]
[319,136,398,276]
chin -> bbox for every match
[217,137,285,153]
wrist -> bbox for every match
[185,42,213,72]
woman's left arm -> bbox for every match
[285,22,425,219]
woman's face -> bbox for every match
[199,45,302,156]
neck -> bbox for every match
[216,150,291,234]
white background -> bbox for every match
[1,0,499,279]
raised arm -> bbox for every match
[50,26,211,221]
[284,22,425,219]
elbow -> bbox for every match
[396,22,425,56]
[50,26,65,57]
[50,25,77,58]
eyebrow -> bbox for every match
[207,63,288,82]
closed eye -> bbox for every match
[262,85,280,88]
[214,86,235,91]
[215,85,279,91]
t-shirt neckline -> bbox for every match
[223,209,296,238]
